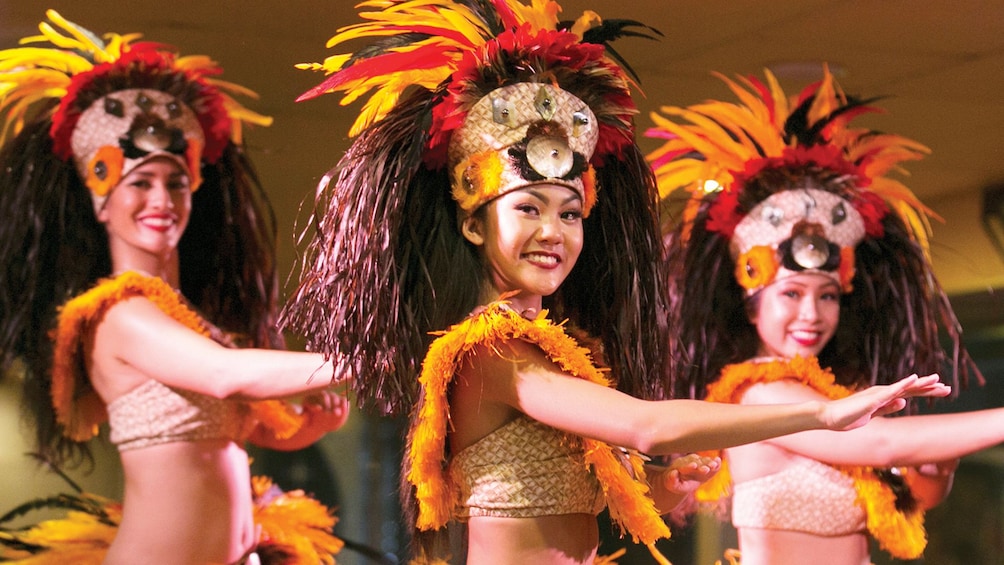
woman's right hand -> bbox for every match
[302,390,351,433]
[821,374,950,431]
[662,453,721,495]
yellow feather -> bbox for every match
[0,48,90,74]
[100,34,139,60]
[761,69,790,130]
[570,10,604,38]
[686,101,787,156]
[652,159,724,198]
[42,10,111,54]
[653,109,751,172]
[509,0,563,30]
[33,24,96,56]
[806,67,843,126]
[437,6,493,43]
[713,72,773,125]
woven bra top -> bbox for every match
[107,379,250,451]
[449,415,605,519]
[731,456,866,536]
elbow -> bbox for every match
[201,361,242,399]
[634,428,660,455]
[865,429,901,467]
[631,414,684,456]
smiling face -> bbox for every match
[461,184,584,312]
[96,157,192,273]
[750,272,841,359]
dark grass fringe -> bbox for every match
[280,89,449,416]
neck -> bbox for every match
[112,252,181,288]
[479,283,542,315]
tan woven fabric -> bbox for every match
[731,457,866,536]
[450,415,605,519]
[108,378,250,451]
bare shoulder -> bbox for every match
[455,340,519,392]
[741,378,828,405]
[101,292,165,316]
[450,340,524,449]
[88,297,166,399]
[97,294,186,337]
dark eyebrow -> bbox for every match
[781,279,840,291]
[525,187,582,206]
[129,170,188,180]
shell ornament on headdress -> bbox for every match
[647,65,935,294]
[0,9,272,210]
[283,0,664,415]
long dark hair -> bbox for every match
[0,117,280,468]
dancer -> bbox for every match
[650,66,1002,565]
[282,3,949,563]
[0,11,346,564]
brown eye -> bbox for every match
[831,202,847,225]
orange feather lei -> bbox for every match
[695,356,927,560]
[406,300,672,563]
[50,271,304,443]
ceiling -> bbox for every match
[3,0,1004,303]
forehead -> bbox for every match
[505,183,582,200]
[770,273,840,291]
[125,156,188,174]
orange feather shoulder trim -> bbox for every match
[406,299,672,562]
[695,356,927,559]
[50,271,304,443]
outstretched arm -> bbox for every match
[93,297,345,400]
[473,340,948,456]
[742,379,1003,467]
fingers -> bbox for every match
[872,397,907,418]
[670,454,721,480]
[915,458,960,477]
[885,373,949,397]
[896,373,951,399]
[304,390,351,410]
[302,390,351,431]
[871,373,949,418]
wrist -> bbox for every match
[810,399,830,430]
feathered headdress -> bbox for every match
[295,0,654,216]
[651,66,979,398]
[283,0,666,414]
[0,9,271,209]
[647,65,935,294]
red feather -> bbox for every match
[298,46,456,102]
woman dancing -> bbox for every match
[0,11,347,564]
[651,66,1002,565]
